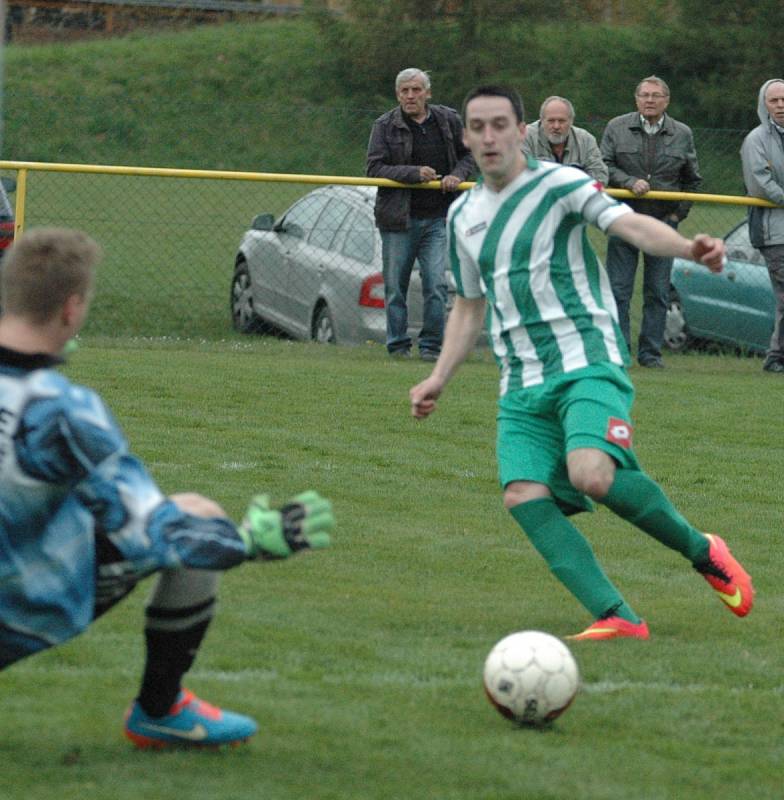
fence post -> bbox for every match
[13,168,26,235]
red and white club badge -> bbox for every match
[606,417,633,449]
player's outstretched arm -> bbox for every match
[239,491,334,559]
[607,212,725,273]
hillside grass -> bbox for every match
[2,17,755,193]
[0,337,780,800]
[3,18,375,174]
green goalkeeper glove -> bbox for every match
[239,491,334,560]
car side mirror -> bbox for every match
[1,177,16,193]
[251,213,274,231]
[279,222,304,239]
[727,249,747,262]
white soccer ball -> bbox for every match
[483,630,579,726]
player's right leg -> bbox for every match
[507,491,648,641]
[498,386,647,640]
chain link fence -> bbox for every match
[0,136,775,355]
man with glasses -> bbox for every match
[601,76,702,368]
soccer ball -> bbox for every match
[483,630,579,726]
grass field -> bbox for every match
[1,336,780,800]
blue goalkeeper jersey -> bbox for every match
[0,346,248,667]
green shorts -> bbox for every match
[496,363,640,515]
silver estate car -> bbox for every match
[230,184,435,345]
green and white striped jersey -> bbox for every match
[448,157,632,395]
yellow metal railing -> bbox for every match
[0,159,779,237]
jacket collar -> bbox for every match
[629,111,673,135]
[0,344,63,370]
[391,104,437,128]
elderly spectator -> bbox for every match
[601,76,702,368]
[523,95,608,183]
[741,78,784,374]
[367,68,476,361]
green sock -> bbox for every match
[509,497,641,624]
[602,469,710,563]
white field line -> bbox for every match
[11,663,784,695]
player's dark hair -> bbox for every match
[462,85,525,123]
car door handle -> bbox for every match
[726,272,737,282]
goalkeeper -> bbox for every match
[0,228,335,749]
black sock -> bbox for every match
[137,599,214,718]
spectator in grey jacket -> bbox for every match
[367,68,475,360]
[601,76,702,368]
[741,78,784,374]
[523,96,608,183]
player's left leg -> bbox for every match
[123,568,258,749]
[563,365,754,618]
[601,472,754,616]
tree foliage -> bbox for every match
[304,0,782,129]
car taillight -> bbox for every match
[0,221,14,249]
[359,273,385,308]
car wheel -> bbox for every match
[312,303,336,344]
[230,261,265,334]
[664,290,690,351]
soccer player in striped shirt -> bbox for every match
[409,86,754,640]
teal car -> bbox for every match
[664,219,775,354]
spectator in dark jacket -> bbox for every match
[601,76,702,368]
[367,68,475,360]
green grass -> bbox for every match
[1,337,780,800]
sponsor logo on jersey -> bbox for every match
[466,221,488,236]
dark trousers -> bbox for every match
[606,222,676,364]
[760,244,784,364]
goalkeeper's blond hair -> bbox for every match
[1,227,102,323]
